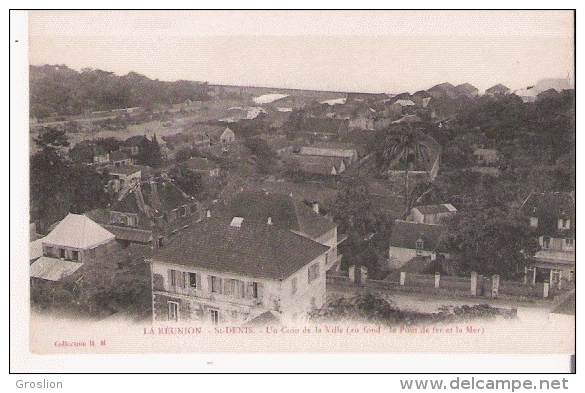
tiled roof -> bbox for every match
[413,204,457,215]
[243,180,338,206]
[104,226,153,243]
[147,218,329,280]
[43,213,115,249]
[454,83,479,95]
[519,192,575,237]
[389,220,446,251]
[220,191,336,240]
[30,257,84,281]
[30,237,45,261]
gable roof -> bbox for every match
[242,180,339,206]
[221,191,336,239]
[42,213,115,249]
[389,220,446,251]
[147,218,329,280]
[519,192,575,237]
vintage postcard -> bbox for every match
[12,9,575,373]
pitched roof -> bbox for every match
[310,141,366,156]
[413,204,457,215]
[147,218,329,280]
[287,155,345,175]
[221,191,336,239]
[519,192,575,237]
[30,237,45,260]
[474,148,499,156]
[395,99,416,107]
[104,225,153,243]
[299,147,355,159]
[243,180,339,206]
[389,220,446,251]
[42,213,115,249]
[30,257,84,281]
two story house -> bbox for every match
[146,217,330,324]
[520,192,575,284]
[85,178,200,249]
[30,213,117,281]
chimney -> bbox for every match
[206,210,211,218]
[312,202,320,214]
[267,216,272,226]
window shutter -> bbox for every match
[219,278,224,294]
[208,276,213,293]
[167,270,172,287]
[183,272,189,288]
[246,282,254,298]
[257,283,264,300]
[196,274,202,289]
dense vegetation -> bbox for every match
[30,65,211,119]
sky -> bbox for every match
[28,10,575,94]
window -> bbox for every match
[71,250,79,262]
[210,309,219,325]
[415,239,424,256]
[181,205,187,217]
[308,263,320,283]
[89,248,96,259]
[542,237,551,250]
[168,301,179,321]
[211,276,223,294]
[189,273,198,288]
[45,246,53,257]
[170,270,178,286]
[565,238,574,250]
[59,248,66,259]
[169,270,187,288]
[530,217,538,228]
[558,218,570,230]
[158,237,164,248]
[291,277,297,295]
[224,279,245,298]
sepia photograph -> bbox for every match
[11,9,575,373]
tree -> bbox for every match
[168,165,203,197]
[33,127,70,150]
[379,125,433,216]
[243,138,277,174]
[439,208,539,279]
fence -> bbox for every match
[327,270,573,301]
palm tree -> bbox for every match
[380,125,433,216]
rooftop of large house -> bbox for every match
[309,141,366,156]
[389,220,446,252]
[454,83,479,95]
[121,135,148,147]
[519,192,575,237]
[219,191,336,240]
[286,155,345,176]
[42,213,115,249]
[147,218,329,280]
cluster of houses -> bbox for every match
[29,81,575,325]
